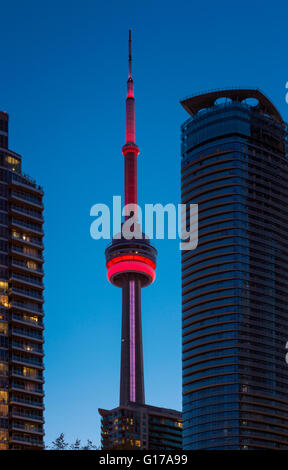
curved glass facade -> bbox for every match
[181,93,288,449]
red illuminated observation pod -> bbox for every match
[104,30,157,406]
[106,28,156,289]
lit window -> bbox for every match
[24,247,37,256]
[6,156,19,165]
[0,404,8,417]
[6,156,19,171]
[0,323,8,335]
[12,230,20,238]
[25,383,35,391]
[0,430,8,442]
[26,261,37,270]
[24,315,38,324]
[0,282,8,293]
[135,440,141,447]
[23,366,37,378]
[0,391,8,404]
[0,363,8,376]
[0,295,8,308]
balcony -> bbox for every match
[11,422,44,435]
[11,218,43,236]
[11,369,43,382]
[10,190,43,209]
[10,381,44,396]
[10,410,44,423]
[12,354,44,369]
[10,205,44,224]
[10,173,44,195]
[11,258,43,275]
[10,272,44,288]
[11,313,44,328]
[11,327,43,342]
[12,340,43,355]
[11,245,43,263]
[11,300,43,315]
[10,434,44,447]
[11,232,44,249]
[9,286,44,302]
[10,395,44,409]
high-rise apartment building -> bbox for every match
[0,111,44,450]
[181,88,288,449]
[99,31,182,450]
[99,403,182,450]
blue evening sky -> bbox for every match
[1,0,287,447]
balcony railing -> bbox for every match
[11,218,43,235]
[11,434,43,445]
[10,273,43,287]
[10,190,43,208]
[11,173,43,193]
[12,341,43,354]
[12,327,43,341]
[11,258,43,274]
[11,245,43,261]
[10,381,43,395]
[10,286,43,301]
[11,300,43,314]
[12,314,43,328]
[11,205,43,222]
[11,422,43,434]
[11,232,43,248]
[11,395,44,408]
[11,369,43,381]
[12,355,43,368]
[11,410,44,422]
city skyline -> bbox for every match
[0,0,287,447]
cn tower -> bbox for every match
[105,30,157,406]
[99,31,181,451]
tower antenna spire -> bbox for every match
[128,29,132,79]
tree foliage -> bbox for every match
[50,434,99,450]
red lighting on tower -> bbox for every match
[122,29,140,218]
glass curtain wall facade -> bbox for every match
[181,89,288,449]
[0,111,44,450]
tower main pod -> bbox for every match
[105,31,157,406]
